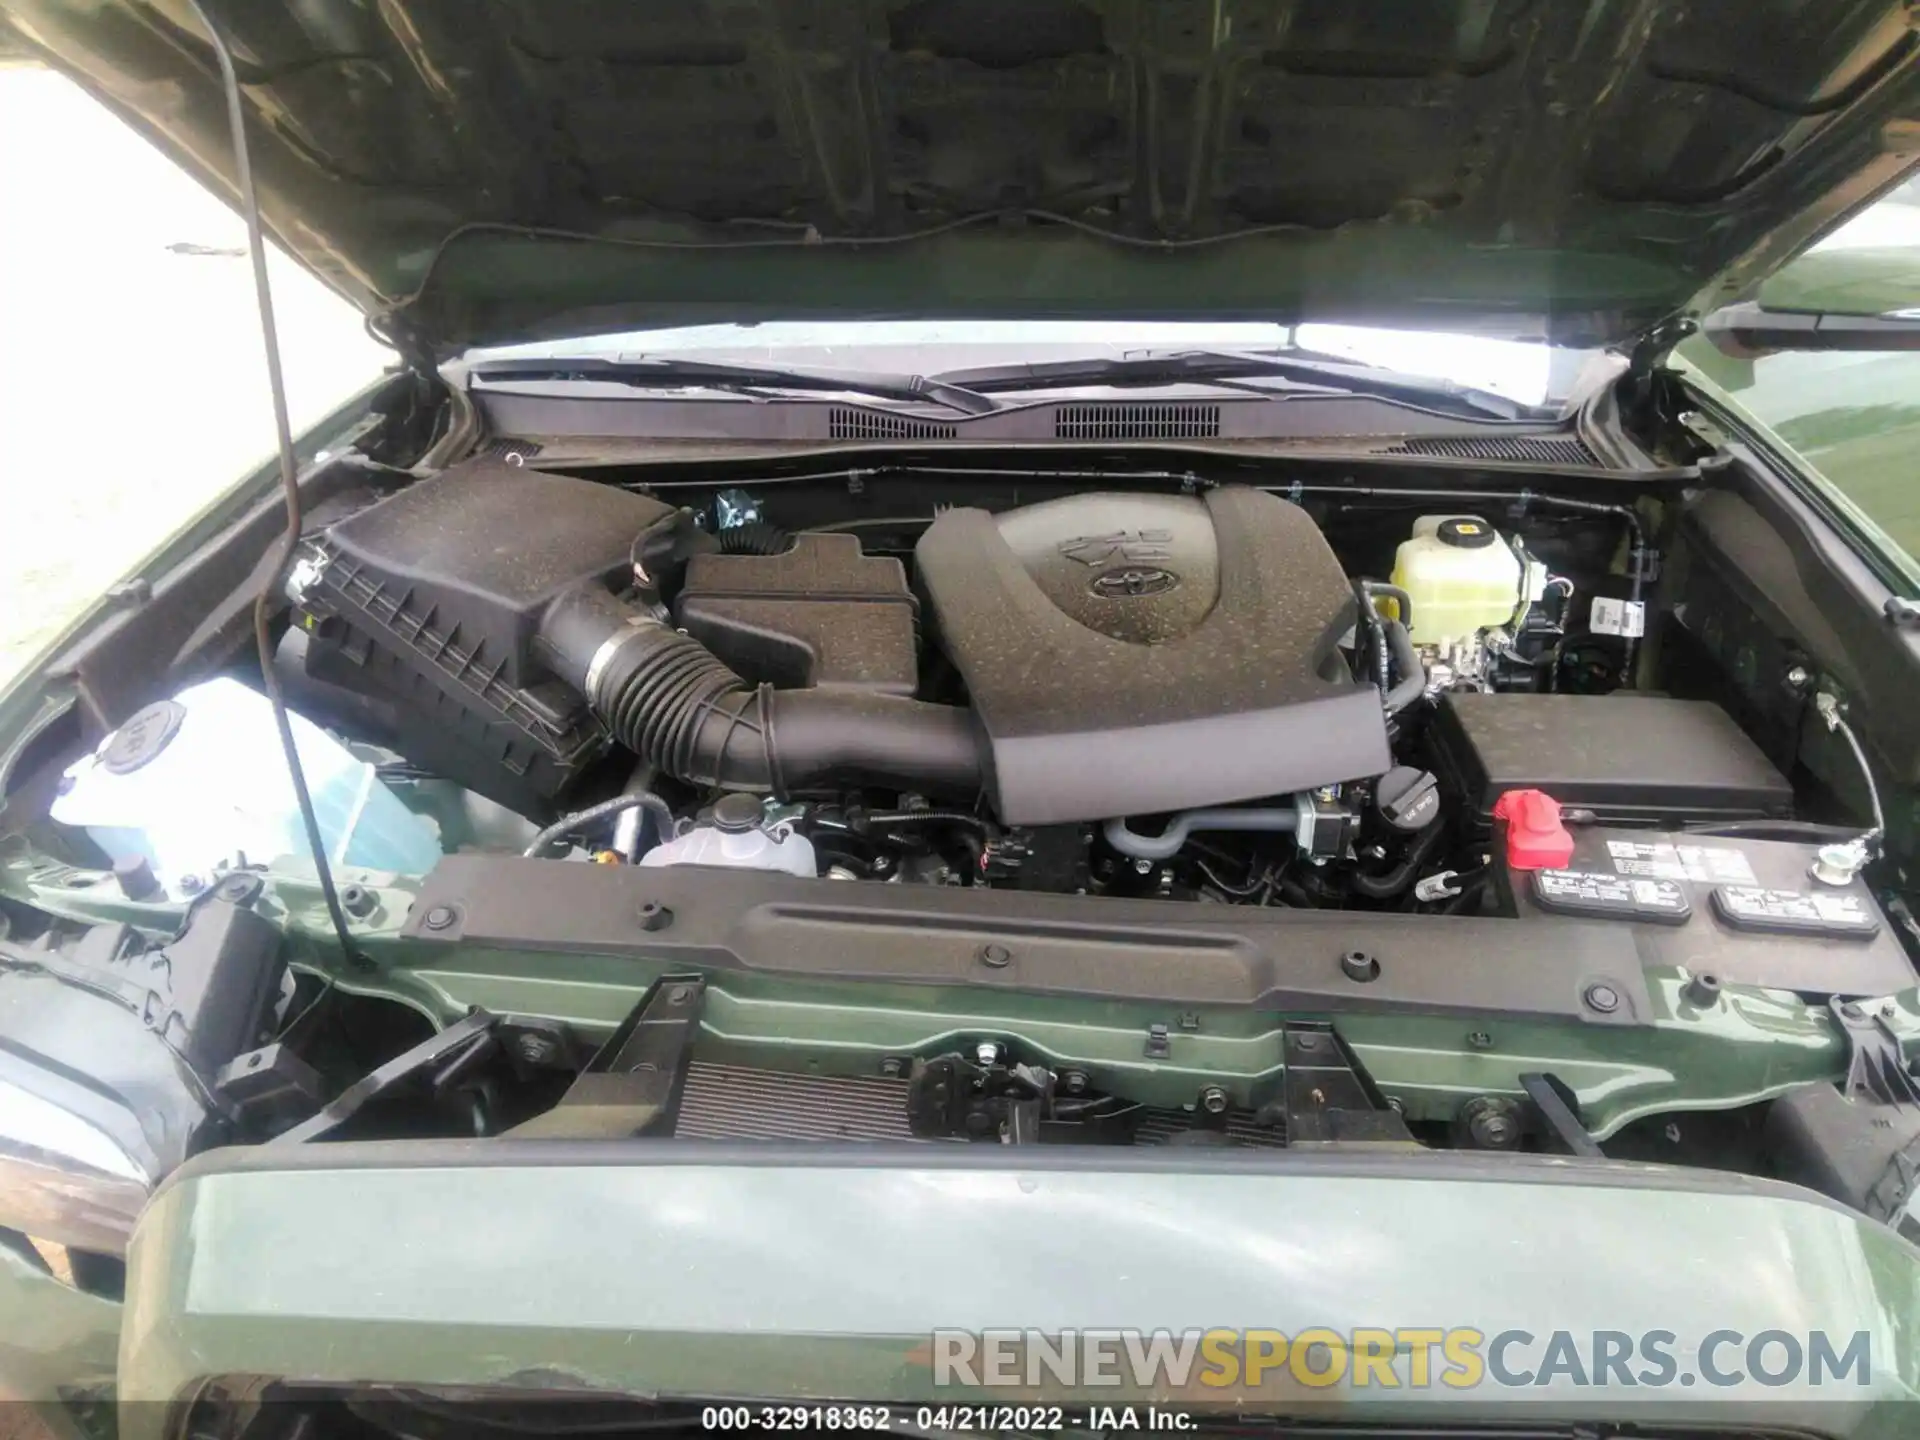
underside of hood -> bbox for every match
[8,0,1920,353]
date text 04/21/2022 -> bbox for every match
[698,1406,1194,1431]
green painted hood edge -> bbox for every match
[119,1144,1920,1434]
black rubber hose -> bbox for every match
[862,809,997,838]
[1347,821,1445,899]
[538,585,981,796]
[1353,582,1390,699]
[1363,581,1415,631]
[717,521,794,555]
[1382,620,1427,717]
[523,791,677,858]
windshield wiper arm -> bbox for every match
[466,356,999,417]
[928,349,1531,421]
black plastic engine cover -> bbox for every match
[915,488,1389,824]
[676,533,919,695]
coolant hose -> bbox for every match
[1104,807,1300,862]
[537,585,982,796]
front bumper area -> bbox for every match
[104,1142,1920,1437]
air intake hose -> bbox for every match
[536,585,982,796]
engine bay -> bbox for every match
[53,455,1727,911]
[4,436,1917,1272]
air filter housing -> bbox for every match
[293,459,674,815]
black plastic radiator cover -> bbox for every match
[915,488,1390,824]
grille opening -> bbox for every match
[829,407,959,440]
[674,1061,1284,1146]
[1055,403,1221,440]
[1381,434,1599,465]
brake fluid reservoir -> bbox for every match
[1390,515,1526,645]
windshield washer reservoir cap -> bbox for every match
[1493,788,1575,870]
[1436,517,1498,550]
[101,700,188,774]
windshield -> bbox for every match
[468,321,1600,410]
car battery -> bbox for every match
[1495,824,1913,998]
[1432,693,1795,832]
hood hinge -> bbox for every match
[1619,314,1701,433]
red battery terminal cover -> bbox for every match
[1492,788,1575,870]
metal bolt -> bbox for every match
[1132,857,1154,875]
[422,903,457,932]
[1461,1095,1522,1150]
[179,873,206,896]
[1467,1030,1494,1050]
[1840,1000,1865,1020]
[977,942,1012,968]
[975,1040,1003,1067]
[871,853,891,873]
[340,884,376,918]
[1060,1069,1089,1095]
[1583,982,1621,1014]
[1199,1086,1229,1115]
[1785,664,1812,692]
[1472,1111,1517,1148]
[879,1057,907,1078]
[636,901,673,932]
[1296,1032,1322,1051]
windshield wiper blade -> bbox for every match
[466,355,999,416]
[929,349,1531,420]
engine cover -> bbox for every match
[915,488,1390,824]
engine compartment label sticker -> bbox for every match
[1589,596,1646,638]
[1606,839,1756,885]
[1712,885,1881,938]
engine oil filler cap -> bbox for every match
[1493,788,1574,870]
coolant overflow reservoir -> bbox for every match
[1390,515,1526,646]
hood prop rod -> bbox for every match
[187,0,359,971]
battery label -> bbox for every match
[1711,885,1880,938]
[1533,869,1691,922]
[1606,839,1757,885]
